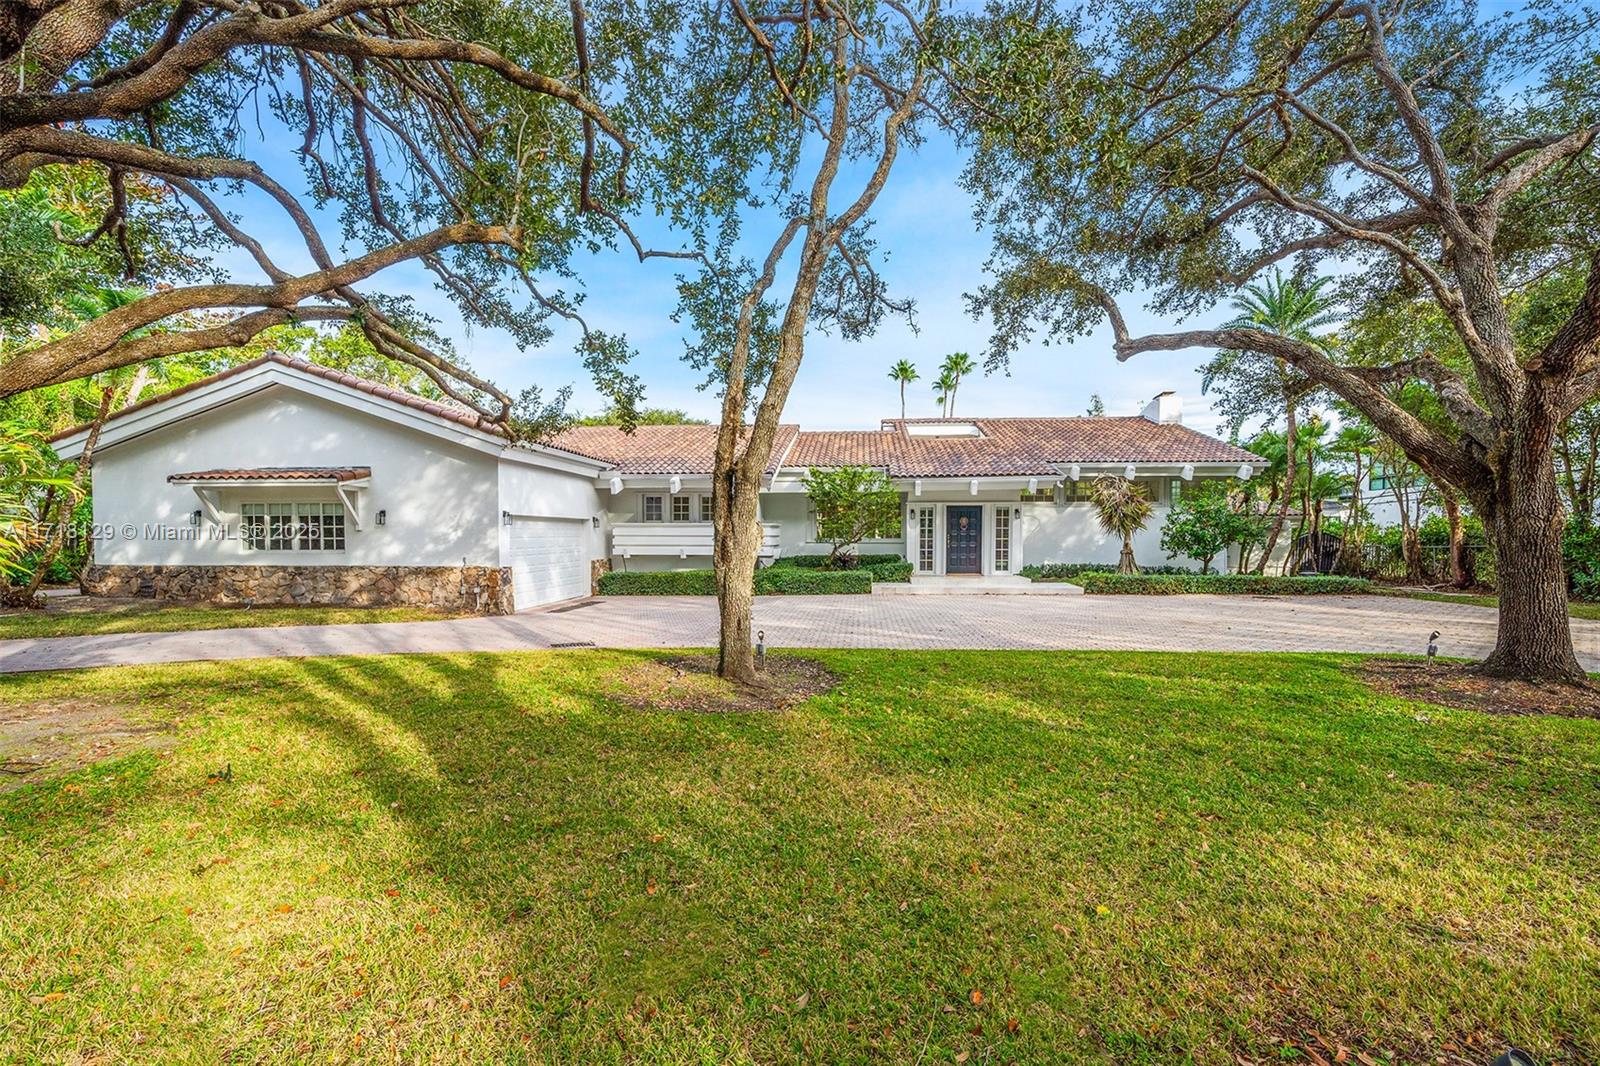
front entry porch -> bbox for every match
[874,573,1084,595]
[905,500,1023,579]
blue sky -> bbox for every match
[224,121,1238,437]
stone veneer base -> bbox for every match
[82,564,515,615]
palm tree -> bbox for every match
[939,351,977,415]
[1219,271,1340,573]
[887,359,918,419]
[932,368,958,416]
[1089,475,1153,574]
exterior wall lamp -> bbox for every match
[502,510,513,526]
[190,509,202,526]
[376,509,387,526]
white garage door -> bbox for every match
[509,517,588,609]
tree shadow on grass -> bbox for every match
[4,649,1597,1062]
[242,649,1002,1061]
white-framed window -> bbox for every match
[672,494,692,522]
[994,507,1012,572]
[915,507,936,573]
[240,502,345,551]
[241,503,267,550]
[1019,487,1057,503]
[642,495,664,522]
[699,495,713,522]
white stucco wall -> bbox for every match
[495,453,609,566]
[762,490,908,559]
[89,386,503,567]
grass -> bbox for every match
[1,650,1597,1063]
[0,601,462,640]
[1381,588,1600,621]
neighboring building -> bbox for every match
[51,361,1265,612]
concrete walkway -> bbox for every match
[3,594,1597,674]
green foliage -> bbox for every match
[936,352,977,416]
[771,553,904,569]
[1020,562,1193,580]
[0,421,76,576]
[1076,573,1373,595]
[863,560,913,582]
[1159,482,1264,573]
[1200,272,1338,437]
[1088,476,1152,573]
[597,568,872,596]
[1562,519,1600,602]
[801,466,903,564]
[575,408,708,426]
[754,567,873,595]
[599,570,719,596]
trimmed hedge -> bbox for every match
[598,569,717,596]
[1019,562,1194,581]
[770,553,911,583]
[756,567,872,594]
[1075,572,1373,595]
[598,567,871,596]
[770,553,905,570]
[864,560,913,583]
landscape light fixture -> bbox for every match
[755,629,766,671]
[1426,630,1440,667]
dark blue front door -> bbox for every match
[946,506,982,574]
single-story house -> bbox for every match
[50,354,1266,612]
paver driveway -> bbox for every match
[2,593,1597,674]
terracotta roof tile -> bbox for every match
[168,466,372,483]
[548,424,801,476]
[786,417,1262,476]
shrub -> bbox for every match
[863,560,912,582]
[1019,562,1193,581]
[598,569,718,596]
[755,567,871,594]
[801,465,903,566]
[772,553,904,570]
[598,567,872,596]
[1075,572,1372,595]
[1158,481,1265,573]
[1563,518,1600,601]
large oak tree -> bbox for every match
[0,0,734,432]
[962,0,1600,680]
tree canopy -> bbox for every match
[960,0,1600,679]
[0,0,771,435]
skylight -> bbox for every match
[905,421,983,438]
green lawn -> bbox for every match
[1,651,1596,1063]
[0,601,461,640]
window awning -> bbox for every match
[167,468,372,529]
[167,466,371,486]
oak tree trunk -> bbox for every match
[1478,430,1585,681]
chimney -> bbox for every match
[1140,391,1182,424]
